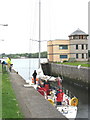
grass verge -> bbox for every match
[1,64,24,119]
[0,64,2,118]
[57,61,90,67]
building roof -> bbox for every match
[48,39,69,42]
[68,28,89,37]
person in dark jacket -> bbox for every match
[32,70,37,84]
[2,61,7,69]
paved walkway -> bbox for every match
[9,69,67,119]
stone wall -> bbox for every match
[41,63,89,87]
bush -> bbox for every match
[63,60,68,62]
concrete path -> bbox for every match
[9,69,67,119]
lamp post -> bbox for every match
[0,39,5,58]
[0,24,8,58]
[0,24,8,26]
[0,39,4,41]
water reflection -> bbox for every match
[62,81,88,118]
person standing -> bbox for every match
[56,76,62,87]
[6,57,12,72]
[55,87,64,105]
[32,70,37,84]
[2,61,7,69]
[43,80,51,95]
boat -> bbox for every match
[24,0,78,119]
[24,75,78,119]
[48,90,78,119]
[36,77,78,119]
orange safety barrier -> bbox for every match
[32,78,39,83]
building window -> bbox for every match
[82,44,84,49]
[82,54,84,59]
[86,53,88,59]
[59,45,68,49]
[60,55,68,58]
[76,54,78,59]
[73,36,79,39]
[76,45,78,49]
[83,36,87,39]
[79,35,83,39]
[69,36,73,40]
[86,44,88,49]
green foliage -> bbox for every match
[2,51,47,59]
[0,64,2,118]
[41,51,47,58]
[63,60,68,62]
[1,66,24,118]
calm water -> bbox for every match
[11,58,89,119]
[12,58,47,80]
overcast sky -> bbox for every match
[0,0,89,54]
